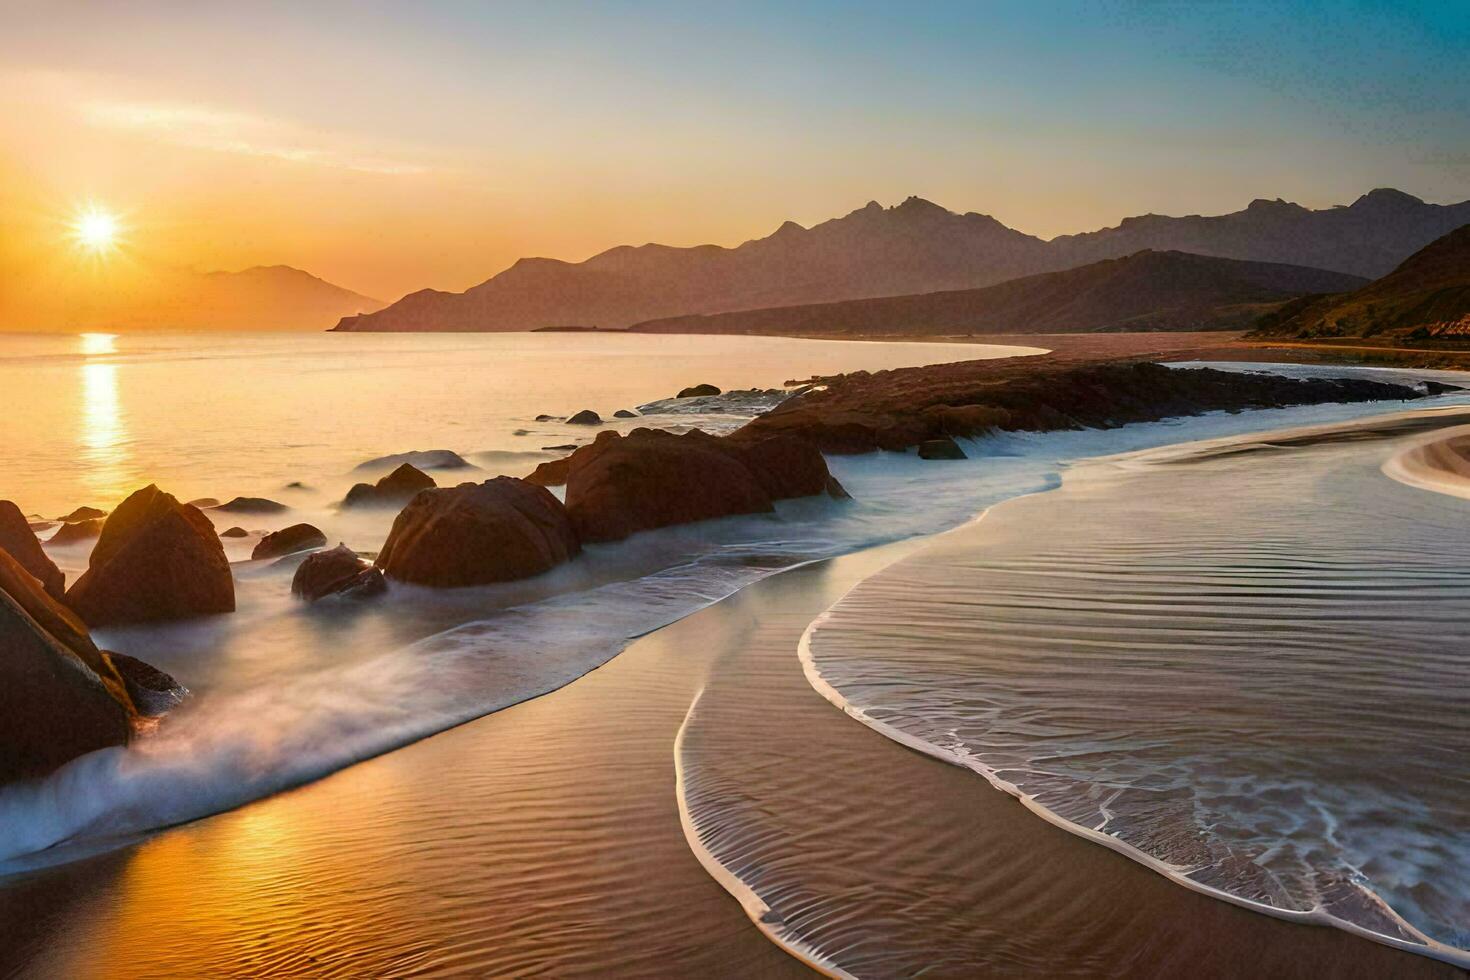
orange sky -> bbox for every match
[2,3,1466,329]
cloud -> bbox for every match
[79,98,430,176]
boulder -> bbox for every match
[677,383,721,398]
[57,506,107,522]
[106,652,187,716]
[0,548,135,783]
[292,544,387,601]
[918,437,968,460]
[567,409,603,425]
[353,449,472,472]
[613,409,639,418]
[214,496,288,514]
[534,414,560,422]
[376,478,580,587]
[48,518,105,545]
[0,500,65,600]
[251,523,328,560]
[220,526,250,538]
[342,463,436,508]
[563,428,847,543]
[65,485,235,627]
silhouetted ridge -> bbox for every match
[334,189,1470,333]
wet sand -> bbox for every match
[1384,423,1470,501]
[2,532,1459,977]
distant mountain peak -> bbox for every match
[1245,197,1305,213]
[335,188,1470,332]
[1353,187,1425,209]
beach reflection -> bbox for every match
[78,333,134,503]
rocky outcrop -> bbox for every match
[48,518,105,545]
[58,506,106,522]
[186,497,221,509]
[251,523,327,560]
[567,409,603,425]
[65,485,235,627]
[0,500,66,600]
[613,409,639,418]
[292,544,386,601]
[342,464,436,508]
[556,428,847,543]
[736,357,1423,454]
[0,547,184,783]
[376,478,580,587]
[220,526,249,538]
[677,383,721,398]
[214,497,288,514]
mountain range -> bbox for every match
[1252,223,1470,340]
[101,265,383,332]
[630,251,1367,336]
[2,264,382,333]
[334,189,1470,333]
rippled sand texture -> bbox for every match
[805,413,1470,962]
[5,541,1454,979]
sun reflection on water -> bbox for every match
[77,333,135,502]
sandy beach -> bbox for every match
[3,524,1460,977]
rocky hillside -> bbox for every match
[334,189,1468,332]
[630,250,1366,336]
[1251,223,1470,339]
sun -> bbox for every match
[70,205,122,253]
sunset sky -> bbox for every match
[2,0,1467,323]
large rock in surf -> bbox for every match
[677,383,721,398]
[252,523,328,560]
[566,409,603,425]
[376,478,580,587]
[558,428,848,543]
[65,485,235,627]
[57,506,107,522]
[918,437,967,460]
[0,547,179,783]
[342,463,436,508]
[214,496,288,514]
[353,449,472,472]
[292,544,386,601]
[48,518,105,545]
[0,499,66,600]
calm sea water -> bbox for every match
[0,331,1041,517]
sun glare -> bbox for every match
[71,206,122,253]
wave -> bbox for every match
[674,689,855,980]
[797,411,1470,967]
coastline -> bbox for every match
[4,330,1466,975]
[6,533,1458,977]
